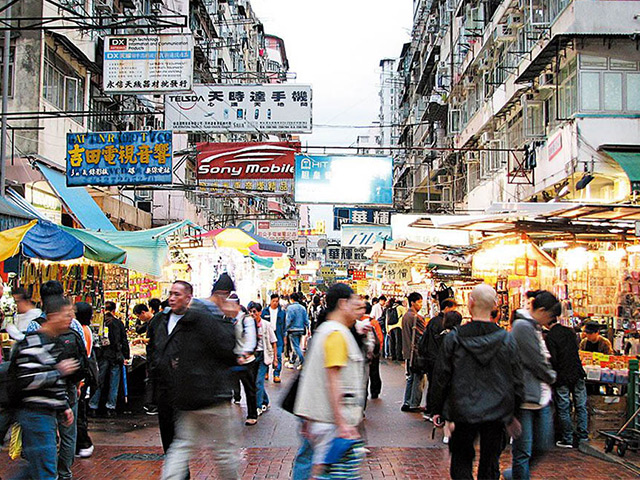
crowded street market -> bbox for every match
[2,0,640,479]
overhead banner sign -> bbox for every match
[333,207,392,230]
[237,219,298,241]
[103,35,193,93]
[66,130,172,186]
[196,142,299,193]
[295,155,393,205]
[341,225,392,248]
[165,84,312,133]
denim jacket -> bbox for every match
[285,303,309,334]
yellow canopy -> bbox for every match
[0,220,37,262]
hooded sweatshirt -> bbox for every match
[431,321,524,424]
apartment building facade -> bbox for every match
[395,0,640,213]
[3,0,290,230]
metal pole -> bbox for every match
[0,6,10,198]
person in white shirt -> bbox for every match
[7,287,42,341]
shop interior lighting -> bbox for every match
[435,268,461,275]
[542,241,569,249]
[627,244,640,252]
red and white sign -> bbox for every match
[547,133,563,162]
[196,142,299,180]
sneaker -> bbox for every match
[274,376,281,383]
[233,398,241,405]
[556,440,573,449]
[296,364,303,371]
[257,408,263,417]
[443,436,449,444]
[262,404,270,413]
[285,362,295,369]
[145,406,158,416]
[401,404,411,412]
[245,418,258,426]
[77,445,94,458]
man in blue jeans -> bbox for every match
[545,317,588,447]
[12,296,79,480]
[261,294,287,383]
[285,292,309,368]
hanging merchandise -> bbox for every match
[20,259,105,324]
[432,282,455,305]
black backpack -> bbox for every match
[0,345,18,408]
[386,306,400,327]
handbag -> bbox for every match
[280,373,300,414]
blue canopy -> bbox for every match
[21,220,84,261]
[36,162,116,232]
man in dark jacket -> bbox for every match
[432,284,523,480]
[545,318,588,448]
[89,301,129,417]
[422,298,457,417]
[161,281,239,480]
[147,281,192,454]
[261,294,287,383]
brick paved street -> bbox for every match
[1,362,638,479]
[1,445,637,479]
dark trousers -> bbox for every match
[389,328,403,361]
[76,384,93,451]
[425,367,435,414]
[449,421,505,480]
[157,388,178,453]
[369,356,382,398]
[237,361,259,420]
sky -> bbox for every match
[250,1,413,236]
[251,0,413,148]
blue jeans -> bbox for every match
[15,408,59,480]
[510,405,553,480]
[274,336,284,377]
[89,358,121,410]
[256,352,270,408]
[555,379,588,444]
[292,436,313,480]
[58,389,78,480]
[402,362,425,408]
[290,333,304,365]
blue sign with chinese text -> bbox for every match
[333,207,392,230]
[66,130,173,186]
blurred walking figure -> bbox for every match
[161,280,239,480]
[294,283,367,479]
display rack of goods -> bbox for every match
[104,265,129,291]
[21,261,104,311]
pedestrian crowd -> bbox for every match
[0,275,599,480]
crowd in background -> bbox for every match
[0,275,609,480]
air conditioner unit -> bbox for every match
[538,72,555,89]
[442,186,452,203]
[437,175,453,185]
[94,0,113,13]
[507,12,524,28]
[480,131,493,143]
[493,25,516,42]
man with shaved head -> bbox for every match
[431,284,524,480]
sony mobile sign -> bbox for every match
[196,142,300,193]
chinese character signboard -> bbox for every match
[196,142,297,193]
[66,130,173,186]
[295,155,393,205]
[237,220,298,241]
[104,35,193,93]
[385,263,411,282]
[165,85,312,133]
[341,225,392,248]
[333,207,392,230]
